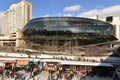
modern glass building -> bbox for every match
[22,17,117,50]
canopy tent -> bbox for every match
[0,62,3,66]
[16,60,29,66]
[60,61,113,67]
[29,61,38,65]
[40,59,62,62]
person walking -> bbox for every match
[14,73,17,80]
[63,73,67,80]
[32,75,35,80]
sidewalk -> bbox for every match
[72,75,113,80]
[0,71,113,80]
[30,71,49,80]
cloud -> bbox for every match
[101,5,120,17]
[96,5,104,9]
[0,11,4,33]
[78,9,99,18]
[42,14,51,17]
[42,14,62,17]
[63,13,73,17]
[42,13,73,17]
[56,13,62,17]
[63,5,81,12]
[77,5,120,19]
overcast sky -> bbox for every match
[0,0,120,33]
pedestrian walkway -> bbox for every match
[0,77,14,80]
[30,71,49,80]
[65,75,112,80]
[78,76,112,80]
[0,71,113,80]
[31,71,113,80]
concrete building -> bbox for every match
[2,0,32,34]
[0,0,32,48]
[0,29,25,48]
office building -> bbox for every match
[0,0,32,48]
[2,0,32,34]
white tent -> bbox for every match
[60,61,113,67]
[40,59,62,62]
[0,62,3,66]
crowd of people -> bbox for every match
[0,64,42,80]
[0,62,117,80]
[43,65,115,80]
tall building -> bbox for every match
[0,0,32,48]
[2,0,32,34]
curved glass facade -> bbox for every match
[22,17,117,50]
[23,17,114,34]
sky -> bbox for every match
[0,0,120,32]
